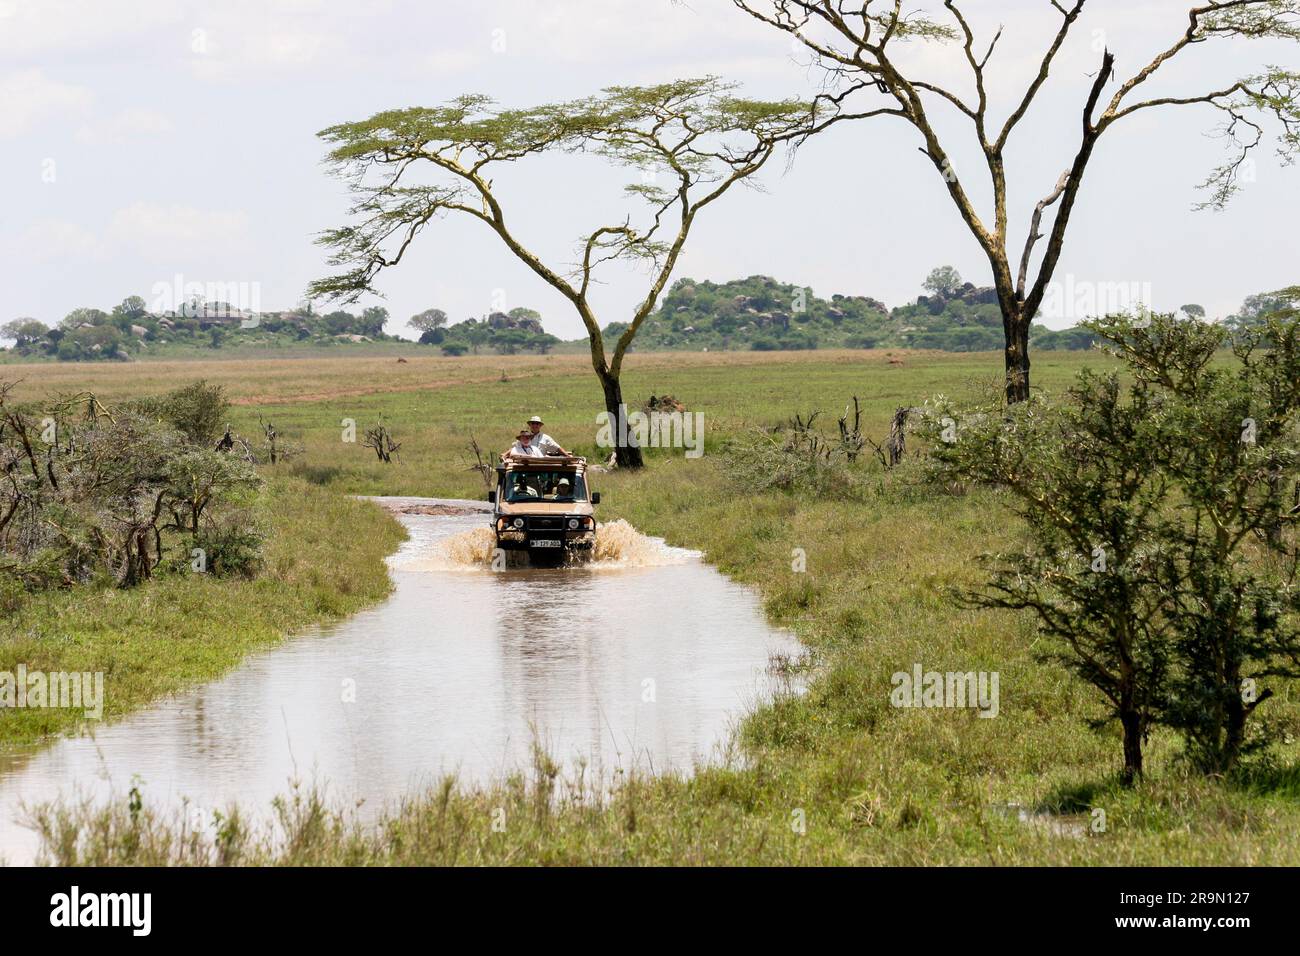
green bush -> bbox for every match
[131,380,230,446]
[193,511,265,578]
[721,425,864,499]
[1,383,262,589]
[925,305,1300,780]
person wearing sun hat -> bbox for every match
[504,428,539,459]
[526,415,569,457]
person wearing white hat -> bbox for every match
[526,415,569,457]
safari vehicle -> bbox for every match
[488,455,599,559]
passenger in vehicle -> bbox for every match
[526,416,570,457]
[505,429,540,459]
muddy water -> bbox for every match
[0,500,799,864]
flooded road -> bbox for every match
[0,500,799,864]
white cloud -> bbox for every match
[108,203,251,254]
[0,0,180,57]
[0,70,92,139]
[505,0,747,63]
[425,50,483,75]
[1,219,104,262]
[187,27,356,81]
[2,204,251,272]
[74,108,173,145]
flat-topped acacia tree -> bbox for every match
[732,0,1300,403]
[309,78,817,467]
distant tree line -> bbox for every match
[0,298,396,362]
[613,267,1291,354]
[8,278,1292,362]
[409,306,559,356]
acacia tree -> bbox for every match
[1,318,48,354]
[732,0,1300,402]
[408,308,448,334]
[923,264,962,297]
[927,305,1300,781]
[924,372,1175,784]
[309,78,816,466]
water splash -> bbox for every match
[414,518,694,571]
[405,526,499,571]
[443,526,499,566]
[588,518,693,567]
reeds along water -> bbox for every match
[414,518,692,571]
[0,506,797,865]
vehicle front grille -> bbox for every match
[527,517,564,531]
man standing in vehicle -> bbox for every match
[526,415,570,457]
[505,428,540,459]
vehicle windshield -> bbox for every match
[505,471,587,503]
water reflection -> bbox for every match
[0,506,798,864]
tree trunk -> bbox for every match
[1119,687,1144,786]
[599,371,644,469]
[1219,655,1250,775]
[1003,304,1031,404]
[886,406,911,467]
[1265,454,1283,548]
[121,529,153,588]
[1222,699,1245,775]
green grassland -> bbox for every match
[0,480,405,749]
[8,347,1300,865]
[218,348,1104,498]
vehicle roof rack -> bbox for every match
[499,454,587,469]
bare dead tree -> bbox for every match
[838,396,864,461]
[254,415,300,466]
[789,410,821,433]
[732,0,1300,403]
[866,406,914,468]
[781,411,833,462]
[259,415,280,465]
[468,434,494,490]
[363,418,402,463]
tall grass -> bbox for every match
[10,349,1300,865]
[0,478,405,746]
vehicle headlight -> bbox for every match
[568,518,580,530]
[512,518,524,529]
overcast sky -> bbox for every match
[2,0,1297,339]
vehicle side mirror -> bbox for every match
[487,490,496,503]
[591,492,601,504]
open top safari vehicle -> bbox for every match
[489,455,600,561]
